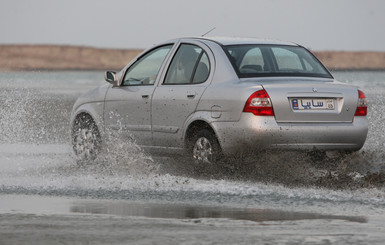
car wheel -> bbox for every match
[190,129,222,164]
[72,115,101,163]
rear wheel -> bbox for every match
[72,115,101,163]
[190,129,222,164]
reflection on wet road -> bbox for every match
[71,200,367,224]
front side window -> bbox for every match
[123,45,173,86]
[164,44,210,84]
[224,45,332,78]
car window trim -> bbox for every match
[190,50,205,83]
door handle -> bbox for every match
[187,94,196,99]
[142,95,149,99]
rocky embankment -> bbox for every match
[1,44,385,71]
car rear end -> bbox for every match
[214,78,368,155]
[204,39,368,156]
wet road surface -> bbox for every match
[1,71,385,244]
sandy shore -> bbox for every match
[0,45,142,71]
[1,44,385,71]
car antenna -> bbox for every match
[201,27,216,37]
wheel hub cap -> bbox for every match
[193,137,213,163]
[74,127,98,159]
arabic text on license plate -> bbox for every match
[291,98,335,110]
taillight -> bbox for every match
[354,89,367,116]
[243,89,274,116]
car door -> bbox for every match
[151,42,213,147]
[103,44,173,145]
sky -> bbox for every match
[1,0,384,51]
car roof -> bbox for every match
[180,36,299,47]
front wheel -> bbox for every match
[190,129,222,164]
[72,115,101,163]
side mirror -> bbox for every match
[105,71,118,86]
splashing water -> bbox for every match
[0,71,385,212]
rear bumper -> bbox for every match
[212,114,368,156]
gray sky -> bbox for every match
[1,0,384,51]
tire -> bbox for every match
[189,129,222,164]
[72,115,101,163]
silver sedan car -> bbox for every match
[70,37,368,163]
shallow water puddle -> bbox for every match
[0,194,367,224]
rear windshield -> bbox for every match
[224,45,332,78]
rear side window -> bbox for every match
[164,44,210,84]
[193,51,210,83]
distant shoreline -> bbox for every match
[1,44,385,72]
[3,68,383,73]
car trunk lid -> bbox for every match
[260,80,358,123]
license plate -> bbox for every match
[291,98,335,110]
